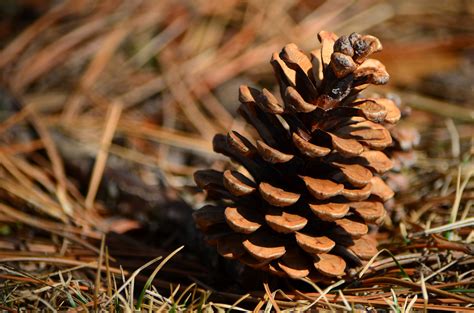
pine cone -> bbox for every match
[194,31,401,280]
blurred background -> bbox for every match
[0,0,473,310]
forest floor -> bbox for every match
[0,0,473,311]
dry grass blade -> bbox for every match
[411,218,474,237]
[263,282,281,313]
[94,235,106,310]
[103,253,171,307]
[361,277,474,303]
[85,101,123,209]
[24,105,72,216]
[135,246,184,309]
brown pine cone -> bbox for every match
[193,31,401,280]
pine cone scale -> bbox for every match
[223,170,255,196]
[295,232,335,254]
[224,206,262,234]
[309,203,349,222]
[278,249,312,279]
[314,253,346,277]
[265,209,308,233]
[242,230,287,261]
